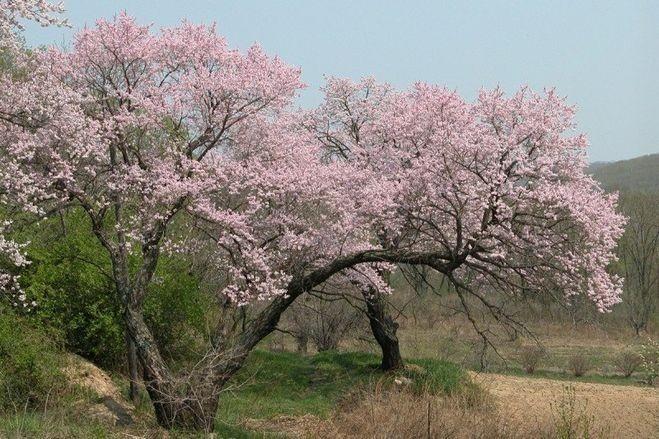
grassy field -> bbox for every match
[472,371,659,438]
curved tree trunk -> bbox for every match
[363,289,404,371]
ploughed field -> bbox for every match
[473,372,659,439]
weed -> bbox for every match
[518,345,547,374]
[613,350,642,378]
[548,385,610,439]
[567,354,590,377]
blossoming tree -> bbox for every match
[0,14,625,431]
[0,14,389,429]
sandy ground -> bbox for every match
[471,372,659,439]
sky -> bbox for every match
[23,0,659,162]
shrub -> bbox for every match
[0,312,67,410]
[143,255,212,362]
[284,294,363,352]
[613,350,642,378]
[517,345,547,374]
[639,337,658,386]
[567,353,590,377]
[18,212,125,369]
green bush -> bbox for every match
[144,255,212,364]
[0,313,67,410]
[18,211,125,369]
[15,210,213,369]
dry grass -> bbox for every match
[247,383,520,438]
[389,315,657,377]
[250,378,618,439]
[321,386,520,438]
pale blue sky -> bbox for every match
[23,1,658,162]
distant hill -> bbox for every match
[588,161,613,172]
[588,153,659,193]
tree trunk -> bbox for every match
[125,332,140,404]
[123,293,281,431]
[363,289,404,371]
[145,377,222,432]
[123,305,226,431]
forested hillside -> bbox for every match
[590,153,659,192]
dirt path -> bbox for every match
[471,372,659,438]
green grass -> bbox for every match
[0,410,114,439]
[215,350,465,436]
[495,366,649,387]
